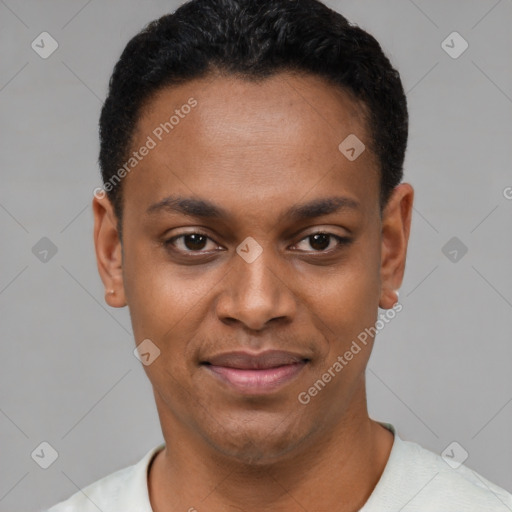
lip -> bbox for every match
[201,350,309,394]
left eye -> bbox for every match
[293,232,350,252]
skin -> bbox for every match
[93,71,413,512]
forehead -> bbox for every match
[123,72,379,221]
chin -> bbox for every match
[201,413,313,466]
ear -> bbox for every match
[379,183,414,309]
[92,192,127,307]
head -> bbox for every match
[93,0,413,464]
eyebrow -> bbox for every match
[146,195,360,221]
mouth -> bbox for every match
[200,350,310,394]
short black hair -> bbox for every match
[99,0,408,237]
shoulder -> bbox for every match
[45,444,164,512]
[402,438,511,508]
[365,428,512,511]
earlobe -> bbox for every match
[379,289,400,310]
[378,183,414,310]
[92,194,127,308]
[104,288,118,305]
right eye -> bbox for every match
[164,232,222,254]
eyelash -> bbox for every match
[163,231,352,256]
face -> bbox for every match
[93,71,413,464]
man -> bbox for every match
[47,0,512,510]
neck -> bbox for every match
[148,385,394,512]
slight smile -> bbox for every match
[201,350,310,394]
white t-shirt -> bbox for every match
[45,423,512,511]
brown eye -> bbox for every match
[164,232,218,253]
[182,234,208,251]
[294,232,351,253]
[309,233,330,251]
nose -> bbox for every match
[214,243,297,331]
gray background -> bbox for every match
[1,1,511,511]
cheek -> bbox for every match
[122,241,220,372]
[313,240,381,335]
[122,236,186,324]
